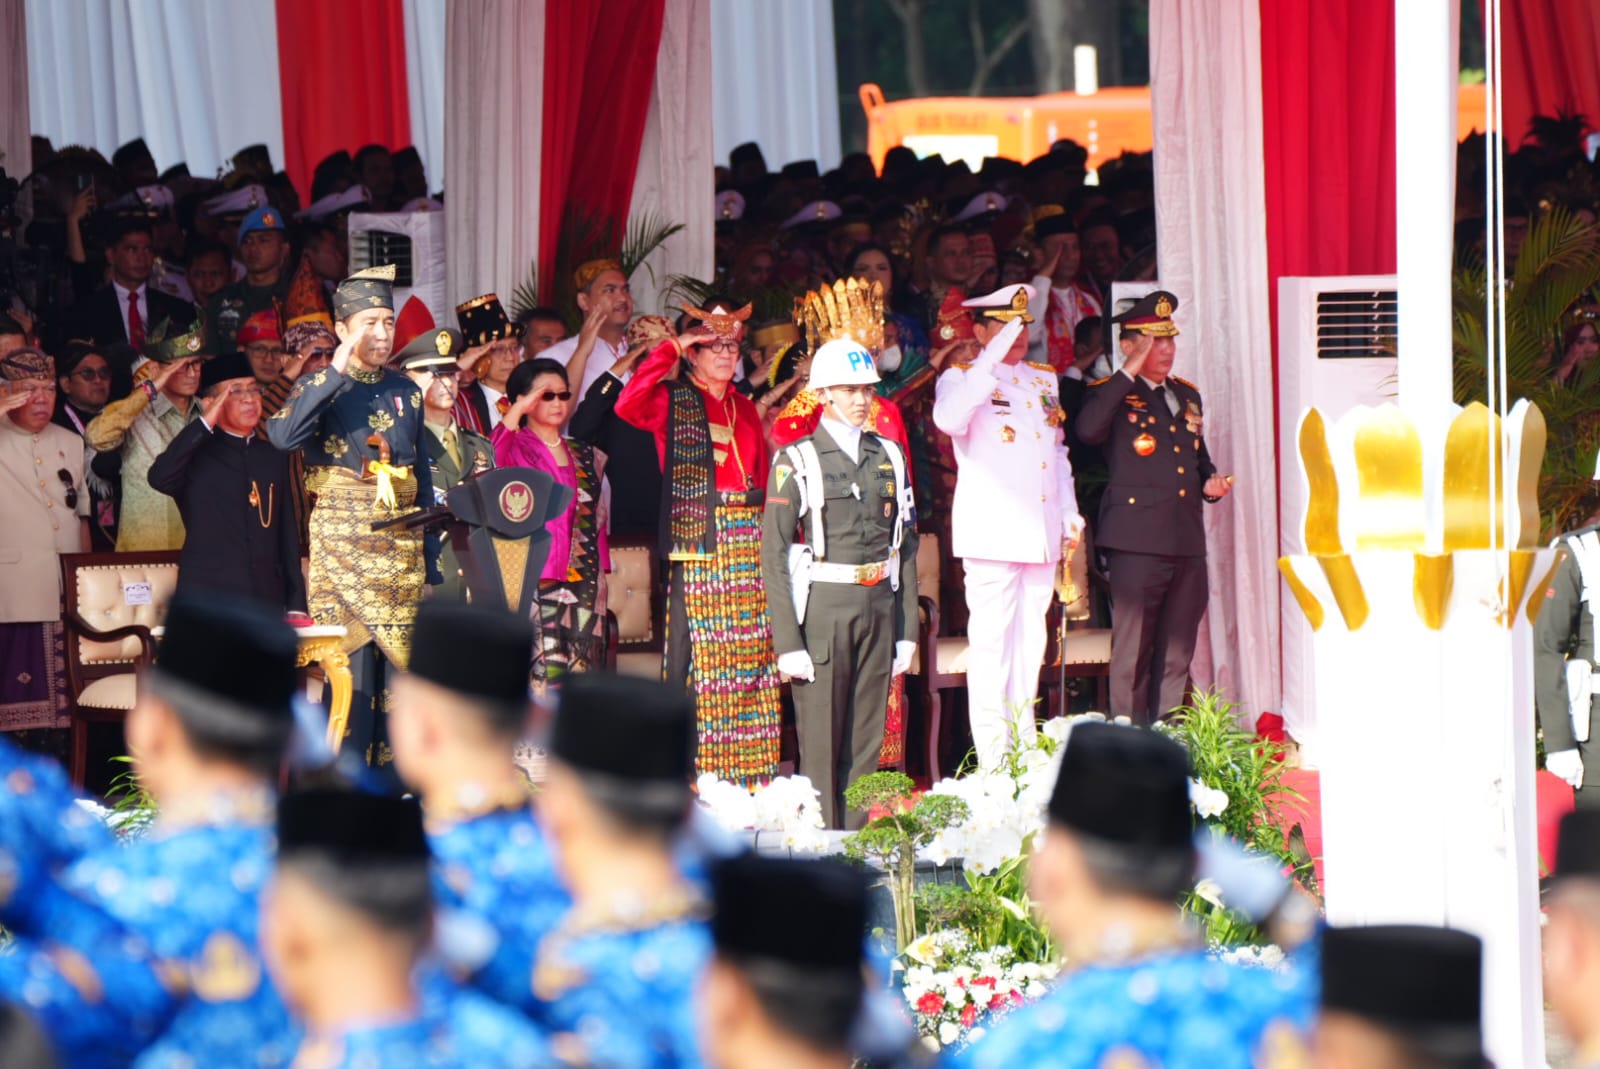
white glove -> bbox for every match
[1064,513,1086,545]
[1548,749,1585,790]
[974,318,1027,374]
[892,640,916,676]
[778,650,816,683]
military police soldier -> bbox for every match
[762,337,917,829]
[397,320,494,601]
[1076,291,1232,724]
[1535,510,1600,803]
[932,284,1084,767]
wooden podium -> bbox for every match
[377,466,574,615]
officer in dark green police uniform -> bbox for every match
[761,337,917,829]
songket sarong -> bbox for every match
[535,443,606,682]
[305,467,427,777]
[0,622,67,732]
[669,502,781,787]
[305,468,426,664]
[878,674,906,769]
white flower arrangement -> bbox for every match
[898,930,1059,1049]
[1188,777,1231,819]
[694,773,830,853]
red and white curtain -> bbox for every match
[17,0,713,314]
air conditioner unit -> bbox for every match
[1277,275,1398,766]
[347,210,448,329]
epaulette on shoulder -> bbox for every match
[1087,374,1114,387]
[1024,360,1055,373]
[1170,375,1198,391]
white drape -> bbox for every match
[401,0,447,196]
[0,0,29,180]
[628,0,715,316]
[1149,0,1279,721]
[442,0,544,308]
[709,0,842,172]
[25,0,284,179]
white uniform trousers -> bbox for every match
[962,557,1056,767]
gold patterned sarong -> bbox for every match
[305,467,427,665]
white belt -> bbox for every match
[811,558,894,586]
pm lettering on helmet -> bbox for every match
[847,347,873,373]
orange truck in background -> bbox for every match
[860,82,1491,172]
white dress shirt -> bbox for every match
[546,333,630,399]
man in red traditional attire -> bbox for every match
[616,299,782,787]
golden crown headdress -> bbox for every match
[795,277,885,356]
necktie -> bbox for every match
[1152,385,1175,417]
[496,396,511,417]
[443,427,462,469]
[127,289,144,350]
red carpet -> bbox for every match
[1267,768,1575,893]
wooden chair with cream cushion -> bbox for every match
[601,536,664,680]
[59,550,181,785]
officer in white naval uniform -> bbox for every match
[932,284,1084,766]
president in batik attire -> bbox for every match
[265,264,441,775]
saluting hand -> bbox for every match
[331,327,366,375]
[151,357,196,393]
[200,385,229,427]
[1120,334,1154,379]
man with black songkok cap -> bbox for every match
[701,855,910,1069]
[262,788,548,1069]
[532,672,710,1069]
[148,350,305,613]
[1315,926,1485,1069]
[0,594,303,1066]
[1542,810,1600,1065]
[387,599,571,1015]
[952,723,1312,1069]
[266,264,442,782]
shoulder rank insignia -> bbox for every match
[1170,375,1198,390]
[1024,360,1055,372]
[1087,373,1114,387]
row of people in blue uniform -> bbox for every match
[1,587,1583,1069]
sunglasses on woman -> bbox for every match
[539,390,572,402]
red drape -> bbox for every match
[1500,0,1600,145]
[275,0,413,204]
[538,0,668,302]
[1259,0,1397,292]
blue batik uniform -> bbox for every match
[0,789,298,1069]
[531,896,710,1069]
[293,987,551,1069]
[0,737,115,927]
[949,946,1313,1069]
[427,801,571,1014]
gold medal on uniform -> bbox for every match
[1001,424,1016,443]
[1185,400,1203,435]
[1133,433,1156,456]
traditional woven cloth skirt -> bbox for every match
[0,622,67,731]
[878,674,906,769]
[670,503,781,787]
[305,469,427,665]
